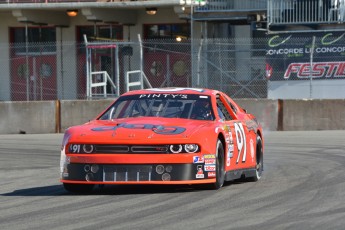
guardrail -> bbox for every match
[194,0,266,12]
[268,0,344,25]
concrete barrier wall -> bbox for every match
[0,101,56,134]
[60,99,114,132]
[0,99,344,134]
[236,99,279,131]
[282,99,345,131]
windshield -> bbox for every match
[99,93,214,121]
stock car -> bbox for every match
[60,88,264,193]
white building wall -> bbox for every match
[56,26,78,99]
[0,13,17,101]
[268,80,345,99]
[235,25,251,81]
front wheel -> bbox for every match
[63,183,94,194]
[211,140,225,190]
[249,135,263,182]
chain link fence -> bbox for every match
[190,37,267,98]
[2,34,345,101]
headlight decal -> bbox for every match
[83,144,94,153]
[68,144,95,154]
[169,144,183,153]
[184,144,199,153]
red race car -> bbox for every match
[60,88,264,193]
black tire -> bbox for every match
[249,135,263,182]
[63,183,94,194]
[212,140,225,190]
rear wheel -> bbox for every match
[63,183,94,194]
[249,135,263,181]
[212,140,225,189]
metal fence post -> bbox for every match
[310,36,316,99]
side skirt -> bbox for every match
[225,168,257,181]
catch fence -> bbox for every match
[2,35,345,101]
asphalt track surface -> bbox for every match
[0,131,345,230]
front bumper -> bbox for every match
[61,163,216,185]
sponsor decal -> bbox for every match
[250,139,255,163]
[204,165,216,172]
[227,144,234,166]
[229,144,234,153]
[92,123,186,135]
[193,156,204,164]
[205,158,216,165]
[224,125,230,133]
[139,93,188,99]
[227,158,230,167]
[146,88,205,93]
[284,62,345,79]
[268,35,292,48]
[196,165,204,179]
[321,33,345,45]
[204,154,216,159]
[223,125,234,167]
[227,143,234,167]
[208,172,216,178]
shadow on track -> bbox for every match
[1,183,221,196]
[1,185,65,196]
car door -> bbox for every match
[215,94,250,171]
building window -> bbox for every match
[143,23,190,40]
[76,25,123,43]
[76,25,123,55]
[10,27,56,54]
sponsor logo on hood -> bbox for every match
[91,123,186,135]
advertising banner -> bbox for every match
[266,32,345,81]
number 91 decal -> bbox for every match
[234,122,247,164]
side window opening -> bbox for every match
[216,96,233,121]
[217,107,226,120]
[224,97,237,114]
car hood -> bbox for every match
[67,117,213,143]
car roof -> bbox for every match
[122,87,218,96]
